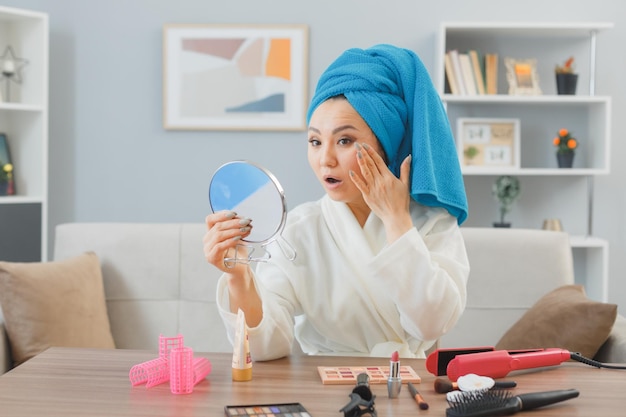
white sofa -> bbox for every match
[1,223,624,374]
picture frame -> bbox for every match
[456,118,521,170]
[504,58,542,95]
[163,24,309,131]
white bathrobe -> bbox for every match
[216,194,469,360]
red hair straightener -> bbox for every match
[427,346,626,382]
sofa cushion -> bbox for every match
[495,284,617,359]
[0,252,115,367]
[594,314,626,363]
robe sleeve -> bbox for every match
[215,263,298,361]
[368,209,469,342]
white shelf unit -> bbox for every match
[437,22,613,301]
[570,236,608,303]
[0,6,48,262]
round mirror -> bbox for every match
[209,160,295,265]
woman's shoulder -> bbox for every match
[277,199,325,250]
[286,198,323,224]
[409,200,447,218]
[410,200,458,231]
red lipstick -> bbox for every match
[387,350,401,398]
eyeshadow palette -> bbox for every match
[317,365,421,385]
[224,402,311,416]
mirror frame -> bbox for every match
[209,160,295,265]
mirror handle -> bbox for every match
[275,236,297,261]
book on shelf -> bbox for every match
[468,50,486,95]
[444,52,460,95]
[447,49,467,95]
[459,53,477,95]
[485,53,499,95]
[0,133,15,196]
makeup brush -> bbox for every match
[408,382,429,410]
[445,388,579,417]
[435,378,517,394]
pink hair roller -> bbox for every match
[128,334,183,387]
[169,346,194,394]
[129,334,212,393]
[159,334,184,359]
[192,356,212,384]
[128,357,170,387]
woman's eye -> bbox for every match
[308,138,320,147]
[338,137,352,146]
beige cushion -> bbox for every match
[0,252,115,367]
[595,315,626,363]
[495,285,617,359]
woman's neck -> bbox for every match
[346,201,372,227]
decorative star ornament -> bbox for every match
[0,45,29,84]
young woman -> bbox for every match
[203,44,469,360]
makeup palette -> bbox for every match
[224,403,310,416]
[317,365,421,385]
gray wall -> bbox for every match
[4,0,625,312]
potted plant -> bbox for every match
[553,128,577,168]
[492,175,520,228]
[555,56,578,95]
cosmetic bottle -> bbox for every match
[232,309,252,381]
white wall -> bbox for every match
[3,0,625,312]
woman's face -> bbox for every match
[307,97,385,205]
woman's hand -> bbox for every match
[203,211,252,275]
[350,143,414,242]
[204,212,262,324]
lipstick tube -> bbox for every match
[387,350,401,398]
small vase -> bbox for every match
[556,73,578,95]
[557,152,574,168]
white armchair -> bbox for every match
[442,227,626,363]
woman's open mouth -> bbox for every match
[323,176,343,189]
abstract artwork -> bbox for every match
[163,24,308,130]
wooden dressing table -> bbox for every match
[0,347,623,416]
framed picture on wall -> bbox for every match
[456,118,521,171]
[163,24,309,131]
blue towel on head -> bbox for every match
[307,44,468,224]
